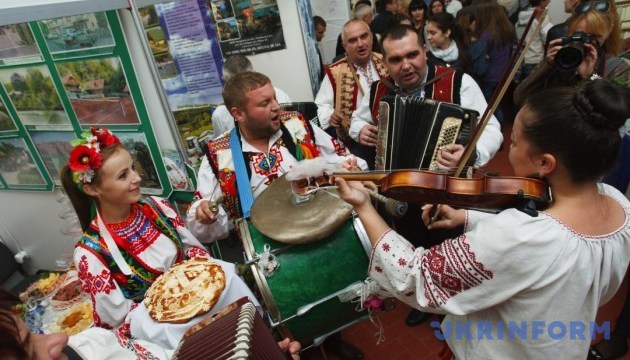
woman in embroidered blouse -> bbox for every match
[59,129,269,352]
[336,80,630,359]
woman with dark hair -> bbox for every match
[426,12,468,71]
[59,128,262,351]
[408,0,428,33]
[424,0,446,51]
[456,8,489,80]
[428,0,446,17]
[474,1,516,123]
[336,79,630,359]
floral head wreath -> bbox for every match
[68,127,120,186]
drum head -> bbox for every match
[250,175,352,244]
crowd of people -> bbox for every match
[2,0,629,359]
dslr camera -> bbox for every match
[555,32,598,71]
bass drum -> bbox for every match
[239,217,371,345]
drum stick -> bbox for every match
[208,196,224,214]
[366,189,408,217]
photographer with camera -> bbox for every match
[514,0,629,107]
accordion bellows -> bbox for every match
[173,297,286,360]
[376,96,478,171]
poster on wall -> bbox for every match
[296,0,321,96]
[0,137,47,188]
[212,0,286,57]
[39,13,115,55]
[116,132,163,194]
[30,131,75,181]
[0,99,17,132]
[0,65,71,129]
[56,57,140,125]
[140,0,224,168]
[0,24,43,65]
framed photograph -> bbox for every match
[146,27,169,56]
[216,19,240,42]
[0,24,43,65]
[0,65,71,128]
[56,57,140,125]
[30,131,75,181]
[39,12,115,54]
[212,0,285,56]
[210,0,235,20]
[116,132,163,194]
[0,98,17,133]
[155,52,178,79]
[139,7,159,28]
[0,137,47,187]
[162,149,192,191]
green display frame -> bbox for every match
[0,11,173,197]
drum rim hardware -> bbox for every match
[239,217,374,343]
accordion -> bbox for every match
[173,297,286,360]
[375,95,478,171]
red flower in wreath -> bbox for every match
[68,145,102,172]
[91,127,120,147]
[141,204,158,222]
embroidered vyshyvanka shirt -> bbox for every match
[74,196,211,329]
[369,184,630,359]
[187,112,368,244]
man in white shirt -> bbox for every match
[315,19,388,145]
[212,55,291,137]
[187,71,367,360]
[350,25,502,169]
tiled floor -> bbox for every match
[300,120,630,359]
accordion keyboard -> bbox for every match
[428,117,462,170]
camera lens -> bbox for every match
[556,45,583,71]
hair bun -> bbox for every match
[576,80,630,132]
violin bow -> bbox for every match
[453,8,549,178]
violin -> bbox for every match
[293,169,550,216]
[333,170,551,215]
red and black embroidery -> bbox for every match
[421,236,493,308]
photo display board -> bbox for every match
[138,0,287,168]
[0,11,173,195]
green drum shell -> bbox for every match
[240,218,370,344]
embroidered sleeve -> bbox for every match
[186,155,230,243]
[368,210,557,315]
[74,247,134,329]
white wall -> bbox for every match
[0,189,75,273]
[311,1,352,65]
[247,0,314,102]
[547,1,570,25]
